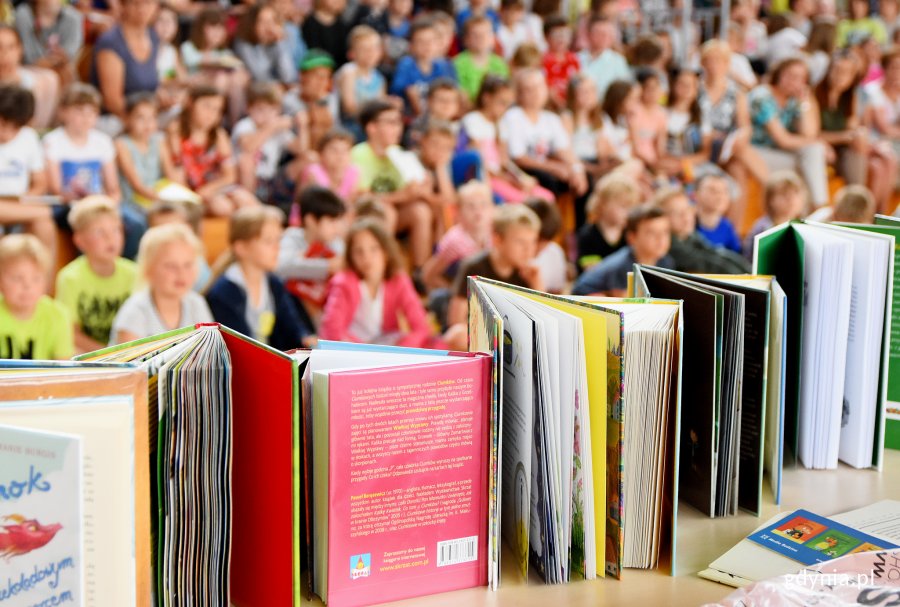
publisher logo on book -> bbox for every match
[350,554,371,579]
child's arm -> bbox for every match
[159,133,182,182]
[73,326,104,354]
[115,139,159,201]
[394,274,433,348]
[196,130,238,198]
[318,275,363,343]
[115,329,140,345]
[338,64,360,118]
[27,166,48,197]
[45,159,64,198]
[406,85,425,116]
[102,160,122,203]
[236,116,293,156]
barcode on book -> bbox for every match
[436,536,478,567]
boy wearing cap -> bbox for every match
[291,49,339,152]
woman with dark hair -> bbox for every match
[14,0,83,89]
[865,47,900,162]
[817,49,896,211]
[659,66,713,181]
[748,57,829,207]
[233,2,297,86]
[91,0,160,120]
[805,18,837,85]
[598,79,639,165]
[0,25,59,129]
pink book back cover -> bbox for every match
[326,355,491,607]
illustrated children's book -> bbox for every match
[0,364,150,607]
[467,277,684,581]
[301,343,493,607]
[0,425,81,607]
[753,221,893,469]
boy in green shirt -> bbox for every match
[350,99,434,270]
[0,234,74,360]
[55,195,138,353]
[453,15,510,103]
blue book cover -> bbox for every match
[0,425,81,606]
[747,508,898,566]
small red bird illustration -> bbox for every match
[0,515,62,558]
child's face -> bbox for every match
[248,101,281,128]
[301,67,333,99]
[239,220,283,271]
[320,0,346,15]
[434,21,455,57]
[410,27,438,62]
[628,217,671,262]
[494,224,538,269]
[255,7,282,45]
[429,88,460,120]
[640,76,661,105]
[0,118,20,145]
[0,28,22,72]
[204,22,228,49]
[881,0,898,21]
[420,132,455,167]
[662,194,696,239]
[155,8,179,44]
[599,197,631,229]
[517,72,548,110]
[588,21,615,52]
[500,5,523,26]
[76,215,125,264]
[350,229,387,283]
[466,21,495,54]
[147,240,198,300]
[350,34,383,69]
[0,258,45,314]
[672,71,699,106]
[775,63,809,98]
[458,193,492,233]
[482,87,514,119]
[850,0,868,19]
[696,178,730,215]
[127,102,158,140]
[389,0,412,15]
[61,104,99,135]
[546,26,572,53]
[863,38,881,63]
[828,56,858,93]
[191,94,225,131]
[574,78,598,110]
[305,214,344,242]
[320,138,351,169]
[769,188,805,220]
[366,109,403,146]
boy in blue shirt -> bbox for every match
[694,174,742,253]
[389,16,456,116]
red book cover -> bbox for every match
[322,355,491,607]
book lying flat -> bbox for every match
[0,365,150,606]
[754,221,893,470]
[699,500,900,587]
[301,343,492,607]
[468,278,683,581]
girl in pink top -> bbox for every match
[631,68,668,171]
[301,128,361,203]
[319,218,444,348]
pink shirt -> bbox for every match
[630,103,667,165]
[304,162,360,201]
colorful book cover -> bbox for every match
[320,356,491,607]
[747,509,898,565]
[0,425,81,607]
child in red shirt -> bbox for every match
[542,16,579,109]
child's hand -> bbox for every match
[327,257,343,275]
[518,264,544,291]
[301,335,319,348]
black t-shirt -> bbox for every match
[576,223,624,272]
[453,251,531,299]
[302,15,348,65]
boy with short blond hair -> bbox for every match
[0,234,73,360]
[447,203,543,326]
[454,15,510,103]
[55,195,138,353]
[577,171,641,271]
[336,25,387,139]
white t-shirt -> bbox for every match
[600,113,632,162]
[497,14,547,60]
[461,111,507,172]
[866,81,900,127]
[231,117,294,180]
[109,288,213,343]
[500,107,570,161]
[766,28,808,67]
[43,128,116,197]
[0,126,44,197]
[533,241,567,293]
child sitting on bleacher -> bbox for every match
[55,196,138,353]
[319,217,439,348]
[421,180,493,290]
[168,86,260,217]
[576,172,640,272]
[301,128,360,204]
[390,16,457,117]
[233,82,302,215]
[336,25,387,141]
[277,186,347,324]
[206,205,314,350]
[525,197,568,294]
[146,201,212,291]
[0,234,73,360]
[115,93,169,209]
[694,174,742,253]
[110,223,213,344]
[743,170,809,259]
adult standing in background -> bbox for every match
[15,0,83,89]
